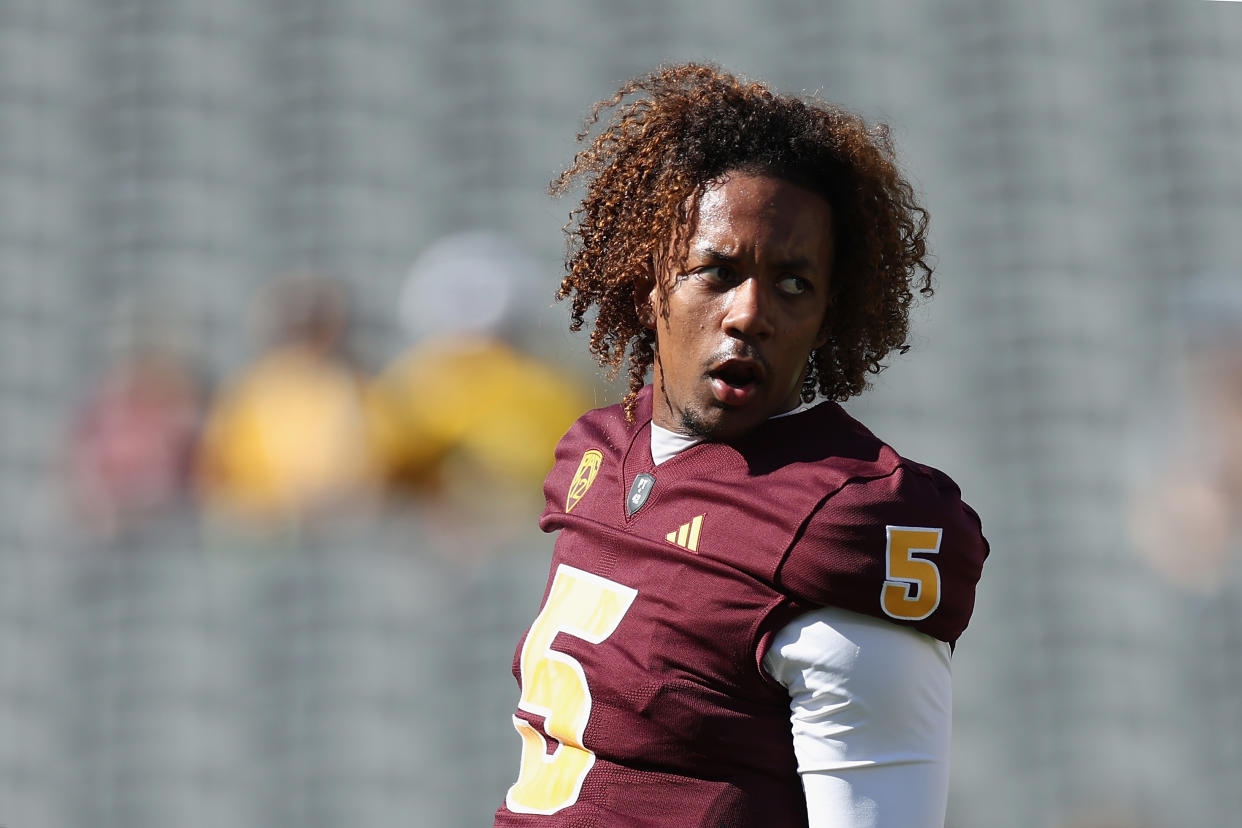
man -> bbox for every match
[494,64,989,828]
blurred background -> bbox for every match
[2,0,1241,826]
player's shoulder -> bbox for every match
[831,444,976,527]
[555,388,647,461]
[751,402,965,502]
[772,404,989,643]
[800,403,983,548]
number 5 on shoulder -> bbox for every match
[881,526,942,622]
[506,565,638,815]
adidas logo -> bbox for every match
[665,515,704,552]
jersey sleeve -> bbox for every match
[762,606,952,828]
[776,463,989,644]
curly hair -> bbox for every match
[552,63,933,420]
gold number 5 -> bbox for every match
[880,526,943,621]
[506,564,638,814]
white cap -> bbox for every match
[399,232,543,342]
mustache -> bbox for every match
[703,346,769,373]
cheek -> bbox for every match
[666,295,714,333]
[804,304,832,349]
[811,325,830,350]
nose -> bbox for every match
[721,277,774,341]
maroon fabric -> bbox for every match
[494,386,988,827]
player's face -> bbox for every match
[645,172,834,441]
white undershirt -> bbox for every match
[650,421,952,828]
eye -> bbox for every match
[776,275,811,296]
[693,265,737,286]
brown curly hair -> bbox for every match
[552,63,933,420]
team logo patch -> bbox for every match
[626,473,655,516]
[665,514,704,552]
[566,449,603,512]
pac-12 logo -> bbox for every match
[566,450,603,512]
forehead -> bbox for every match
[687,172,834,251]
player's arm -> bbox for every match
[762,605,953,828]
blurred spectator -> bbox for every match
[197,276,379,524]
[1129,272,1242,591]
[66,345,204,539]
[367,232,589,523]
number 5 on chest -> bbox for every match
[506,564,638,814]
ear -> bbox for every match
[634,274,657,330]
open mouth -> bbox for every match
[708,359,764,406]
[711,361,760,388]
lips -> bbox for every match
[708,358,766,406]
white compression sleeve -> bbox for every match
[762,606,953,828]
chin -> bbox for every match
[680,405,762,442]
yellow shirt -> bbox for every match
[199,345,377,520]
[368,337,589,495]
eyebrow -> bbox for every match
[692,245,814,271]
[693,245,739,263]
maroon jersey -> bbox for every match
[494,387,988,828]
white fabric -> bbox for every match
[649,421,954,827]
[762,607,952,828]
[650,423,704,466]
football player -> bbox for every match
[493,63,989,828]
